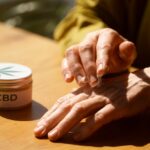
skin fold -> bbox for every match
[61,28,137,87]
[34,67,150,141]
[34,28,149,141]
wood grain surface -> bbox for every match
[0,23,150,150]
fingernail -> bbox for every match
[65,73,71,79]
[98,63,103,70]
[97,63,104,77]
[65,73,72,80]
[77,75,87,84]
[48,129,58,141]
[90,75,98,87]
[34,125,45,132]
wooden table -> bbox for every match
[0,23,150,150]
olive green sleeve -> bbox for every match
[53,0,107,53]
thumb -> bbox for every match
[119,41,137,66]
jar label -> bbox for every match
[0,94,17,101]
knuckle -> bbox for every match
[56,98,64,104]
[85,31,99,41]
[65,45,78,57]
[72,63,82,73]
[85,31,98,39]
[102,28,118,35]
[61,102,72,111]
[85,62,95,71]
[66,48,74,57]
[42,119,49,127]
[95,112,105,123]
[73,103,85,115]
[109,30,118,36]
[98,43,112,50]
[79,44,93,53]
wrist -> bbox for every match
[143,67,150,78]
[135,67,150,85]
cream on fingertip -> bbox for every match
[90,75,98,87]
[77,75,87,85]
[97,63,105,76]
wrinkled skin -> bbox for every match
[61,28,137,87]
[34,68,150,141]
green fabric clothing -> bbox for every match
[54,0,150,68]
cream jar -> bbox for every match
[0,63,32,110]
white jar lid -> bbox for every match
[0,63,32,80]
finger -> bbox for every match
[66,45,87,86]
[73,104,115,141]
[48,96,107,141]
[34,93,75,137]
[61,58,74,82]
[38,86,88,123]
[34,93,89,138]
[79,33,98,87]
[36,93,75,126]
[119,41,137,66]
[96,29,123,76]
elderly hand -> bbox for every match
[61,28,137,87]
[34,68,150,141]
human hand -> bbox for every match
[61,28,137,87]
[34,68,150,141]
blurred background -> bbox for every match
[0,0,74,38]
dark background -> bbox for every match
[0,0,74,38]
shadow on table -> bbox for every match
[59,112,150,147]
[0,100,48,121]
